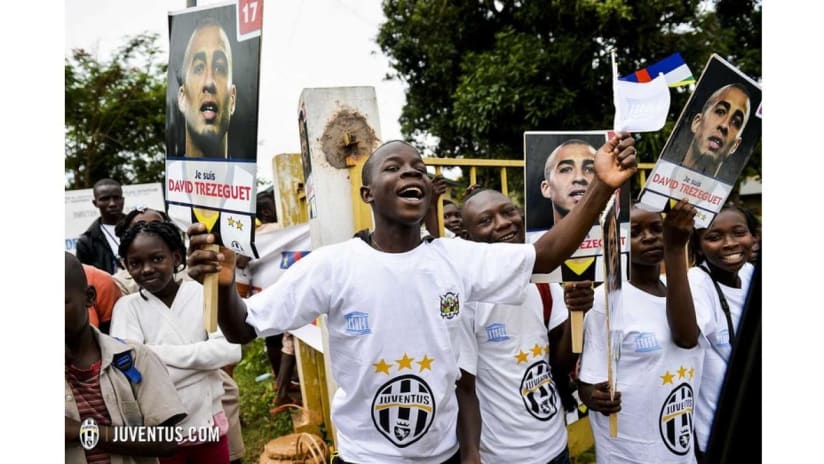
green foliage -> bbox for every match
[378,0,762,195]
[234,339,294,462]
[65,33,167,189]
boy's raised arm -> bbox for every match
[186,223,257,344]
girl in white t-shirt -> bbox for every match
[111,221,241,464]
[579,200,704,463]
[687,205,756,457]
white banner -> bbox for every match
[65,183,165,253]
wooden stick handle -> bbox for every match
[570,310,584,353]
[203,244,220,333]
[609,412,618,437]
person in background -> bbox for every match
[77,178,126,274]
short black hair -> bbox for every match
[115,207,170,238]
[93,178,121,190]
[65,252,88,291]
[361,140,419,185]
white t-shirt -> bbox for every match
[690,263,754,451]
[457,283,569,464]
[580,282,705,464]
[245,237,536,463]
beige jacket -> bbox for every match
[65,327,187,464]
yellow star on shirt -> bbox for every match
[688,368,695,379]
[543,344,550,356]
[396,353,415,371]
[417,355,434,372]
[677,366,687,379]
[531,343,543,358]
[373,359,392,375]
[236,220,243,231]
[661,370,675,385]
[227,217,236,228]
[515,350,529,364]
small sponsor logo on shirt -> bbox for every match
[714,329,731,347]
[344,311,371,335]
[485,323,510,342]
[79,418,99,450]
[634,332,662,352]
[439,292,460,320]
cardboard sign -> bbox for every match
[637,54,762,228]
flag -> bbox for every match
[620,52,695,88]
[612,51,671,132]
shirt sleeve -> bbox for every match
[454,303,479,376]
[688,268,718,338]
[578,296,608,385]
[110,299,145,344]
[145,329,241,370]
[132,344,187,427]
[447,240,536,306]
[547,283,570,331]
[245,246,333,338]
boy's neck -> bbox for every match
[66,325,101,370]
[371,222,423,253]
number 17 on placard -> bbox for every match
[237,0,263,40]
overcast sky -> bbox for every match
[65,0,406,184]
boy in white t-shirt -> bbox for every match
[185,136,637,463]
[456,188,594,464]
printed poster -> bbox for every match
[600,195,623,399]
[524,131,629,283]
[165,0,264,257]
[637,54,762,228]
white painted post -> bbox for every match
[293,86,383,449]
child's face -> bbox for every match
[699,209,753,273]
[630,207,664,266]
[365,145,432,225]
[462,190,524,244]
[124,232,181,295]
[65,279,93,341]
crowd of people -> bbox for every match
[66,132,759,463]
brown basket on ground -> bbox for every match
[259,404,328,464]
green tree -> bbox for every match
[65,33,167,189]
[378,0,761,198]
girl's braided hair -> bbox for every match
[119,220,187,273]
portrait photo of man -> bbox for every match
[540,139,597,227]
[657,55,762,187]
[177,19,237,159]
[680,83,752,179]
[525,131,630,282]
